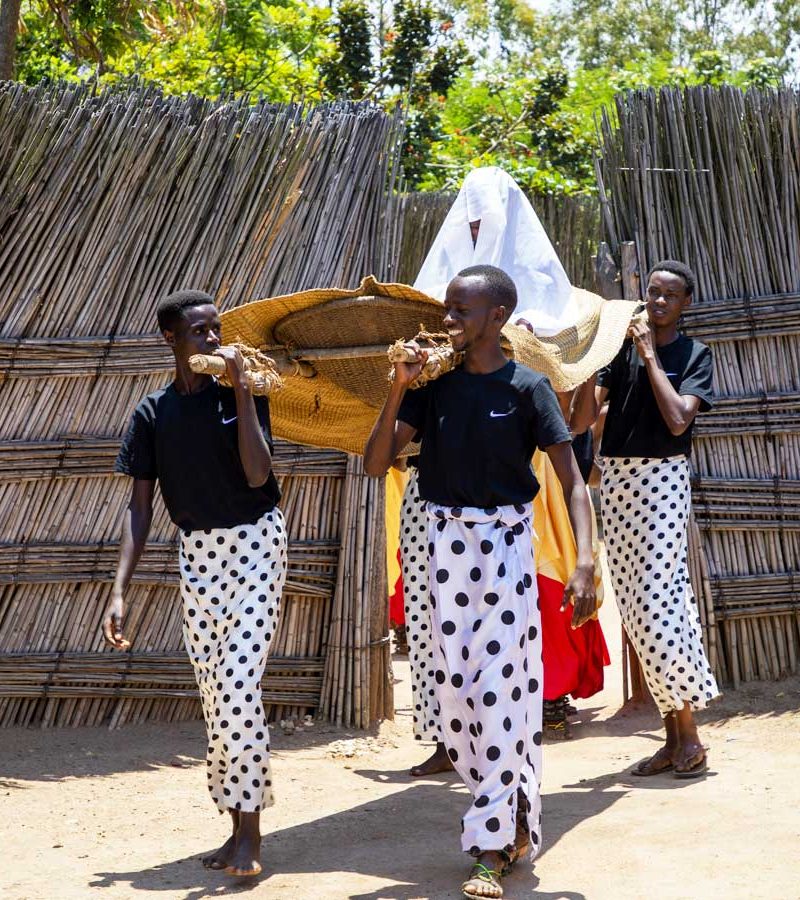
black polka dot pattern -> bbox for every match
[399,470,442,742]
[427,500,543,860]
[600,457,720,715]
[179,508,288,813]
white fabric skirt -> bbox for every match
[600,456,719,715]
[427,501,543,860]
[179,507,288,813]
[400,468,441,741]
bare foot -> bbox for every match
[202,833,236,870]
[410,742,454,777]
[225,830,262,877]
[631,744,677,776]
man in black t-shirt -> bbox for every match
[573,259,719,781]
[103,290,287,878]
[365,265,597,900]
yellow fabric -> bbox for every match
[385,467,408,593]
[532,451,604,606]
[532,451,575,585]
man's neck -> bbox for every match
[462,340,509,374]
[173,357,212,395]
[652,324,680,347]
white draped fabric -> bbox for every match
[413,167,579,335]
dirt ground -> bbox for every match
[2,595,799,900]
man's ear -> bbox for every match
[494,305,507,324]
[163,329,176,347]
[681,291,693,311]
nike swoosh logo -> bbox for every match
[222,415,237,424]
[489,409,515,418]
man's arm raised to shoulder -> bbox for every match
[216,345,272,487]
[363,345,427,477]
[545,441,597,629]
[103,478,155,650]
[630,321,701,435]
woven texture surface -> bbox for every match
[221,276,639,454]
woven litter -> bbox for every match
[220,276,640,454]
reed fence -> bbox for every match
[598,86,800,686]
[0,81,401,728]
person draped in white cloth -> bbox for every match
[403,166,587,777]
[573,259,720,779]
[104,290,287,878]
[366,265,596,900]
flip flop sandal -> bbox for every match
[674,755,708,779]
[462,863,503,899]
[631,756,675,776]
[225,862,262,877]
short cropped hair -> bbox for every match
[647,260,696,296]
[156,289,216,332]
[456,264,518,314]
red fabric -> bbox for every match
[389,548,405,628]
[539,574,610,701]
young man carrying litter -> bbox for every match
[365,265,597,899]
[103,290,287,878]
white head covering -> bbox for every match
[413,166,579,335]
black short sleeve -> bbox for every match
[679,343,714,411]
[254,394,275,451]
[531,379,572,449]
[596,341,628,396]
[116,407,157,480]
[397,384,430,432]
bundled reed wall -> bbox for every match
[395,190,601,289]
[0,82,401,728]
[597,86,800,686]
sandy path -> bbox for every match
[1,598,799,900]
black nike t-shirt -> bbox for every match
[116,380,280,531]
[397,361,571,507]
[597,334,713,458]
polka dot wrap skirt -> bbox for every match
[600,456,719,715]
[427,501,543,860]
[179,507,288,813]
[399,468,441,742]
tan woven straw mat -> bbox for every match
[220,276,640,455]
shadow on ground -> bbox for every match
[0,718,384,784]
[87,753,712,900]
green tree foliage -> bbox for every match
[16,1,335,100]
[8,0,796,195]
[320,0,374,97]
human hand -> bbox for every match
[214,345,247,388]
[102,592,131,650]
[392,341,429,389]
[627,318,655,361]
[561,563,597,628]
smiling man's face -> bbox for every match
[646,270,691,329]
[443,275,505,352]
